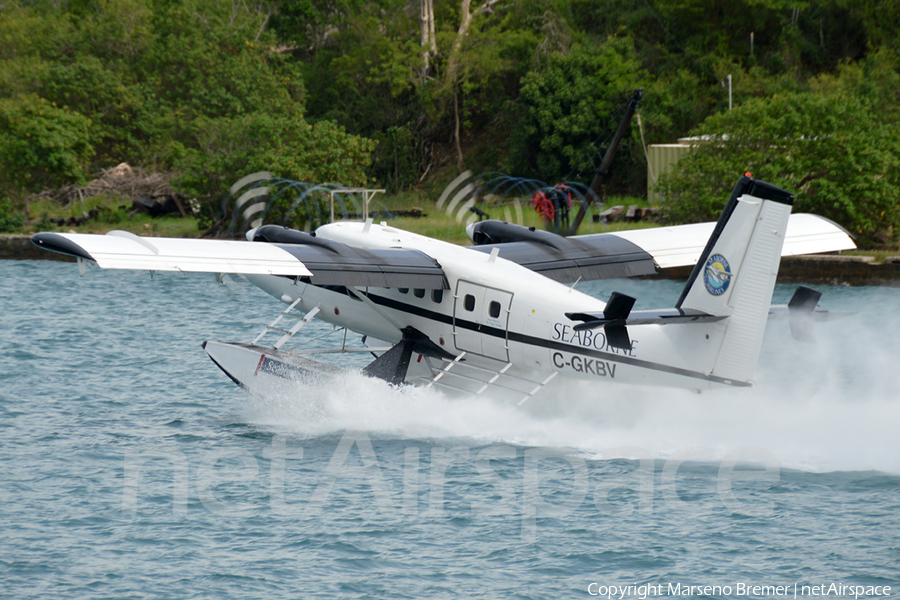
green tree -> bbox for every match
[656,92,900,245]
[808,48,900,124]
[0,94,95,192]
[514,36,645,185]
[0,0,376,218]
[174,113,374,205]
[0,196,26,232]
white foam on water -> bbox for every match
[240,285,900,474]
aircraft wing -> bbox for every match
[607,213,855,269]
[32,230,314,276]
[31,230,449,289]
[469,230,658,281]
[469,213,855,280]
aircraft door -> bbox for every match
[453,280,513,362]
[454,280,484,356]
[481,287,513,361]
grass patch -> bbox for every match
[23,192,202,238]
[17,184,666,244]
[379,192,660,244]
[842,249,900,263]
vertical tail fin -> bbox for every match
[677,176,794,384]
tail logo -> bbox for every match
[704,254,733,296]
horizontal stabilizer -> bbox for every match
[567,307,726,331]
[566,290,725,350]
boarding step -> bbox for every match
[251,298,321,350]
[425,353,558,404]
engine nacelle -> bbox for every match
[465,220,565,249]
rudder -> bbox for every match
[677,176,794,384]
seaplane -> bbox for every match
[32,175,855,403]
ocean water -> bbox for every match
[1,259,898,599]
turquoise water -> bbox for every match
[2,259,899,599]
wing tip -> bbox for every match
[31,232,95,261]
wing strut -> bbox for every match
[251,298,321,350]
[425,356,559,404]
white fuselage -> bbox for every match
[246,222,730,390]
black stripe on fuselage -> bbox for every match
[310,284,748,388]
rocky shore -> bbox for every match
[654,254,900,286]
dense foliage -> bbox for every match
[0,94,94,192]
[0,0,372,214]
[514,38,645,184]
[656,91,900,244]
[0,0,897,243]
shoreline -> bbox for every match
[650,254,900,286]
[4,234,899,286]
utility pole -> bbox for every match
[728,74,732,110]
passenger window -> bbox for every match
[432,289,443,304]
[489,301,501,319]
[414,289,425,298]
[398,288,409,294]
[464,294,475,311]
